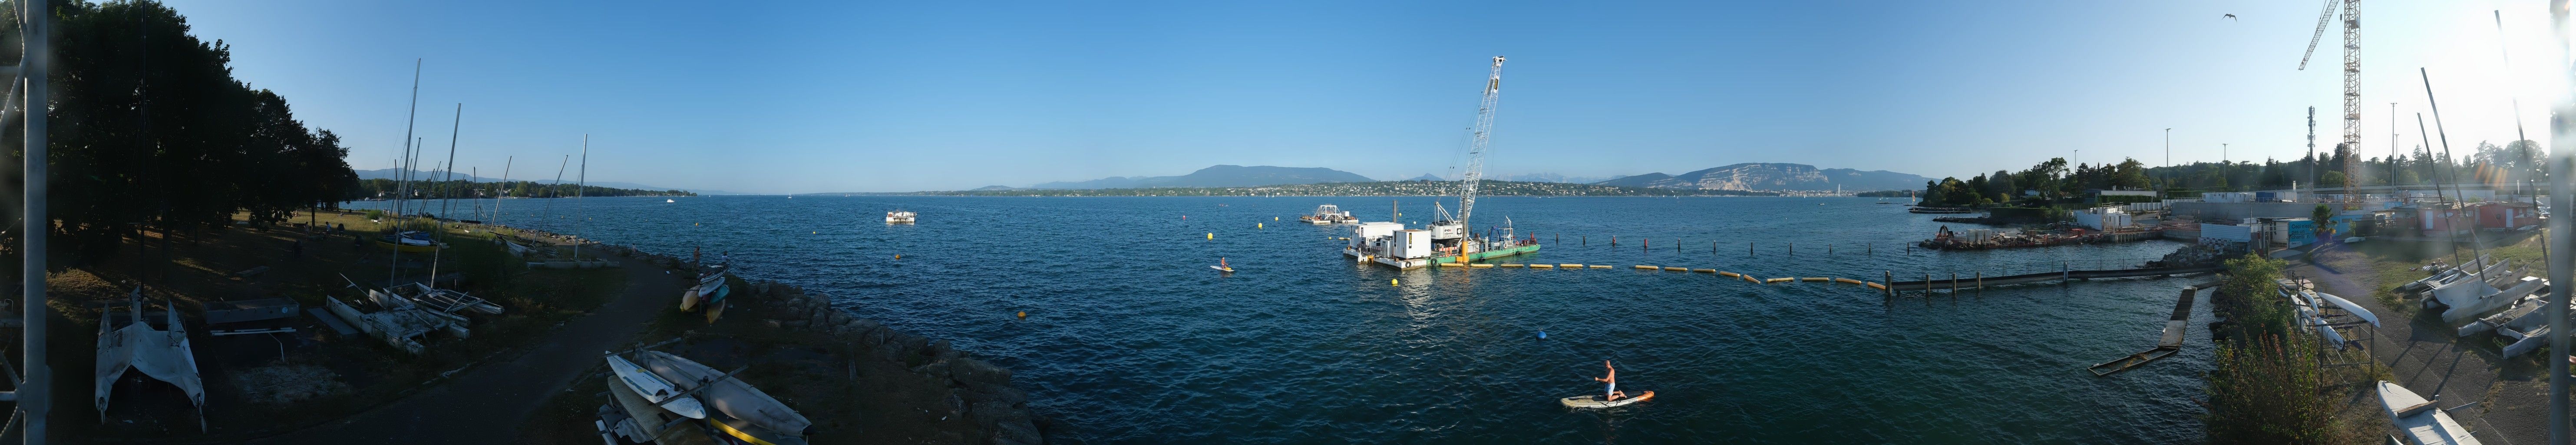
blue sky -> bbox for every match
[162,0,2558,193]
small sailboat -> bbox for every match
[1211,257,1234,272]
[666,199,675,203]
[607,354,707,419]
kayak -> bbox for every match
[1561,390,1654,408]
[1210,265,1234,272]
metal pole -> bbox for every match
[2545,3,2571,443]
[21,0,47,439]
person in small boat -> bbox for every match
[1593,360,1627,401]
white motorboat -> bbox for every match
[885,210,917,224]
[1298,205,1357,224]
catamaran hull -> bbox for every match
[376,240,440,253]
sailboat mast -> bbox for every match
[1456,56,1504,256]
[441,103,462,218]
[575,135,588,259]
[394,59,422,217]
[496,156,511,220]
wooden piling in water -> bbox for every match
[1951,272,1959,294]
[1885,271,1894,297]
[1975,272,1983,290]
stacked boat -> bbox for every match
[677,254,733,323]
[596,350,813,445]
[2416,256,2543,324]
[2276,279,2379,349]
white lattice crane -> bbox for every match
[2301,0,2361,209]
[1455,56,1504,261]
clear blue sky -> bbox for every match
[162,0,2556,193]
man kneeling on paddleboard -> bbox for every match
[1594,360,1627,401]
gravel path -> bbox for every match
[251,251,684,444]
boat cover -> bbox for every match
[634,350,813,437]
[94,288,206,418]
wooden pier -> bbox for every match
[1882,266,2218,292]
[2087,281,2215,376]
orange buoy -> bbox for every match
[1017,311,1027,319]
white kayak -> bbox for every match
[1561,391,1655,408]
[608,354,707,419]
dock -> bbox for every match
[1882,266,2218,292]
[2087,281,2214,377]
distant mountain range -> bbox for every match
[353,168,746,195]
[1590,163,1927,192]
[1494,173,1624,184]
[1030,165,1377,189]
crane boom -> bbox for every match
[2300,0,2338,70]
[1456,56,1503,259]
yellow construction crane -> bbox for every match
[2301,0,2361,209]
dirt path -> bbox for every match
[2291,256,2546,445]
[251,251,684,444]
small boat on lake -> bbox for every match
[885,210,917,224]
[1300,205,1357,224]
[1211,258,1233,272]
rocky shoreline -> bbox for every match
[577,239,1054,444]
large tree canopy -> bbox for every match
[0,0,357,264]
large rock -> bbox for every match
[948,358,1013,388]
[991,416,1044,445]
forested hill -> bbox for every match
[354,179,694,199]
[838,180,1780,196]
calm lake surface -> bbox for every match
[351,195,2213,444]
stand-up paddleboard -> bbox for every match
[1212,257,1234,272]
[1561,391,1653,408]
[607,354,707,419]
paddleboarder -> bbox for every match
[1593,360,1627,401]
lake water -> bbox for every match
[350,195,2213,444]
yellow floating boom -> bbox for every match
[1559,263,1584,268]
[1692,269,1716,273]
[1530,264,1556,269]
[1587,265,1612,269]
[1765,277,1795,283]
[1661,266,1688,272]
[1633,265,1657,270]
[1802,277,1830,282]
[1718,271,1741,278]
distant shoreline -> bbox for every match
[786,179,1898,197]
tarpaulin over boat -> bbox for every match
[94,288,206,422]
